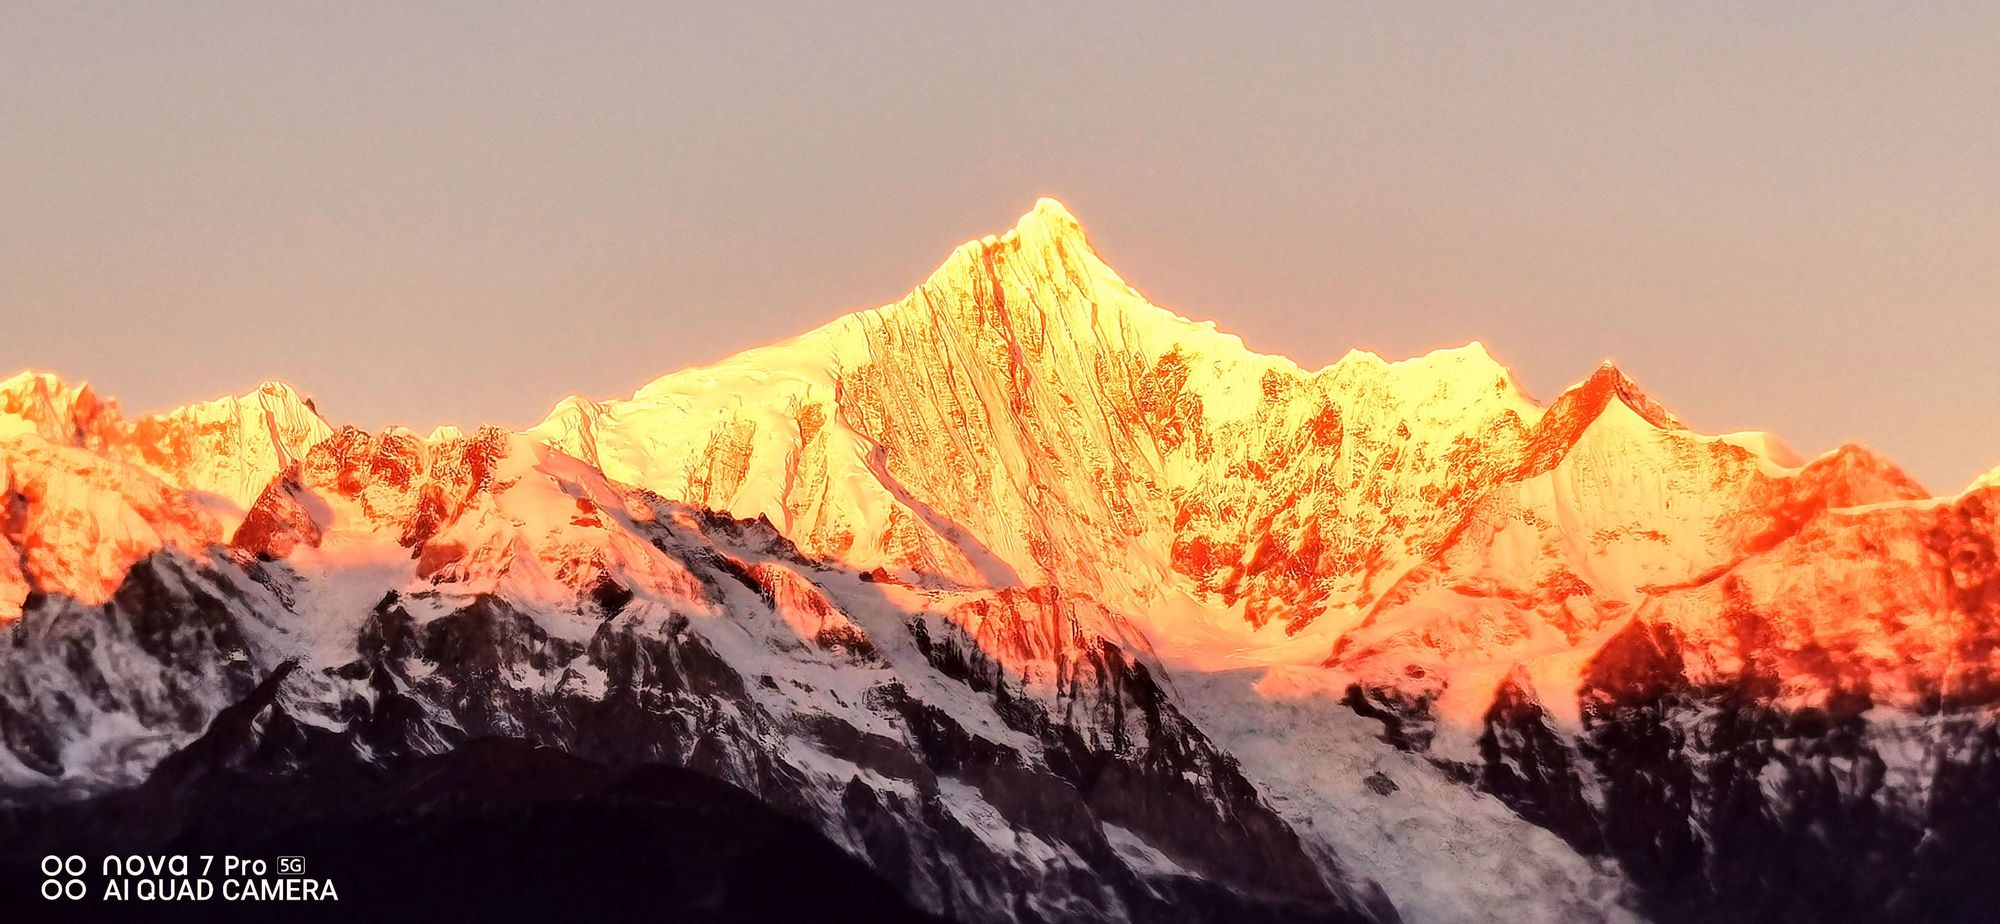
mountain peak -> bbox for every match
[1,369,94,410]
[1574,360,1681,430]
[959,197,1097,261]
[251,380,309,403]
[899,197,1192,349]
[117,380,336,510]
[1512,360,1686,476]
[0,368,123,449]
[144,380,328,435]
[1022,196,1083,233]
[1,369,69,394]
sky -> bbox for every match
[3,2,1995,490]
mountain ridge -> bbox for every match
[3,199,1995,922]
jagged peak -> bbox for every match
[149,379,323,421]
[605,205,1550,423]
[958,197,1088,251]
[529,394,610,447]
[933,197,1114,286]
[1016,196,1085,240]
[1,369,105,410]
[602,199,1148,403]
[234,379,314,409]
[544,393,605,418]
[250,379,311,404]
[1795,441,1929,502]
[1561,360,1682,431]
[1512,360,1685,476]
[1457,339,1498,363]
[1814,440,1902,469]
[1331,340,1506,374]
[1320,340,1537,415]
[0,368,125,448]
[136,380,333,464]
[379,424,429,442]
[2,369,75,395]
[829,198,1262,378]
[1714,430,1805,468]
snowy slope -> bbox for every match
[2,199,1996,921]
[0,425,1392,922]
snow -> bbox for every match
[4,198,1994,924]
[274,538,420,668]
[1175,670,1640,924]
[1100,824,1194,880]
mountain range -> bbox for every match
[2,200,1995,922]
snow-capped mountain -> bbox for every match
[2,201,1994,922]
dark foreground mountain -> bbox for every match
[1,680,940,924]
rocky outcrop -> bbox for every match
[0,430,1392,923]
[0,693,945,923]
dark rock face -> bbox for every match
[0,532,1394,923]
[0,553,268,789]
[1451,619,2000,923]
[1476,671,1603,854]
[1576,626,2000,923]
[905,610,1395,922]
[324,589,1389,923]
[0,713,942,924]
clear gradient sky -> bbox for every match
[4,3,1996,489]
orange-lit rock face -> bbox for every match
[1,373,332,520]
[4,199,1994,737]
[528,201,1558,640]
[0,437,222,618]
[229,424,733,612]
[5,200,2000,923]
[519,199,1992,730]
[126,382,332,512]
[0,372,125,452]
[1333,398,1931,689]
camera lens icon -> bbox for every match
[39,855,87,900]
